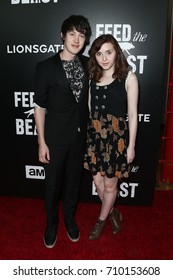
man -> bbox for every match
[34,15,92,248]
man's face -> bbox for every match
[62,28,86,56]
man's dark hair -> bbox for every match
[61,15,92,45]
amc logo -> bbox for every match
[25,165,45,179]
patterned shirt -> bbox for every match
[62,56,85,102]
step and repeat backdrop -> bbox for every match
[1,0,172,205]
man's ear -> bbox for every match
[60,32,64,40]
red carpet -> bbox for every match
[0,190,173,260]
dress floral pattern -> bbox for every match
[84,79,130,179]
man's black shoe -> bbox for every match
[65,219,80,242]
[43,225,57,248]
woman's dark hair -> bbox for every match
[88,34,129,82]
[61,15,92,45]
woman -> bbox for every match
[84,34,138,240]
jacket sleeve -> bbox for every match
[34,62,48,109]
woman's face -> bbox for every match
[95,42,116,71]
